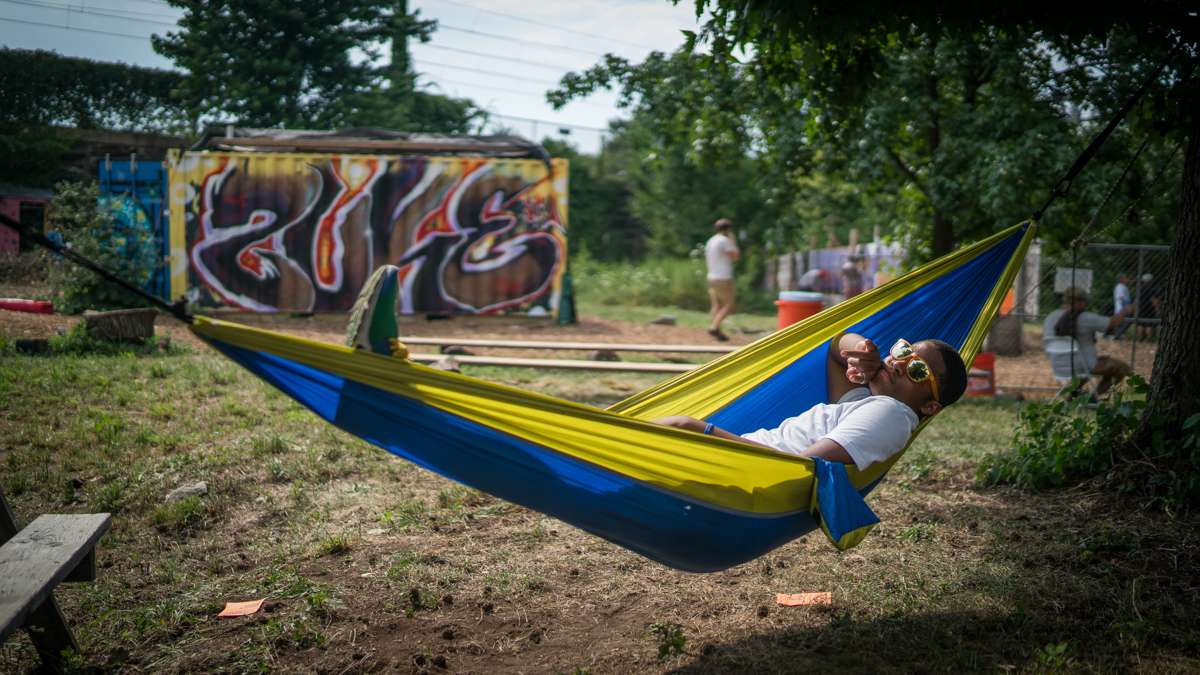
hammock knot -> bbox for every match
[389,338,410,360]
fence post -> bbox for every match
[1132,249,1144,370]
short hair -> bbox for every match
[713,218,733,231]
[1062,286,1089,304]
[925,339,967,406]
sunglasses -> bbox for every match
[888,339,941,403]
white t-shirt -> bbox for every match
[741,388,920,471]
[1044,308,1109,374]
[704,233,739,280]
[1114,282,1131,314]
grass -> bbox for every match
[1,315,1197,673]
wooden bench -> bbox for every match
[0,488,111,672]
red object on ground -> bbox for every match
[775,299,824,329]
[967,352,996,397]
[0,298,53,314]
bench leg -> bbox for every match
[24,594,79,673]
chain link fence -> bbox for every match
[994,241,1170,389]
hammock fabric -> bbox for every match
[191,222,1036,572]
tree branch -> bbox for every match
[884,147,930,199]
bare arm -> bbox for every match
[826,333,882,403]
[653,416,855,464]
[1106,305,1135,331]
[653,416,776,450]
[799,437,854,464]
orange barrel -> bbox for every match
[966,352,996,397]
[775,291,825,329]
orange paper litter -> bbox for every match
[217,599,265,618]
[775,592,832,606]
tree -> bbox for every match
[693,0,1199,499]
[540,137,647,260]
[0,48,189,186]
[153,0,405,128]
[550,50,789,265]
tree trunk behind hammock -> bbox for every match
[1132,104,1200,453]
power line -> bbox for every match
[0,14,160,40]
[9,0,619,60]
[1,0,176,26]
[485,111,607,133]
[416,42,579,73]
[424,74,610,110]
[413,57,569,88]
[426,0,659,52]
[436,23,608,59]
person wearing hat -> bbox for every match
[1044,286,1134,396]
[704,218,740,341]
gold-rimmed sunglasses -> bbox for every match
[888,339,941,403]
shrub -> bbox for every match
[979,376,1200,509]
[46,180,161,314]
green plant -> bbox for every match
[45,181,162,314]
[980,377,1200,508]
[315,532,352,556]
[1034,641,1075,673]
[979,380,1145,490]
[649,621,687,660]
[151,496,207,530]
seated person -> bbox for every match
[655,333,968,471]
[1044,286,1133,396]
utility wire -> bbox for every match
[413,57,570,88]
[0,14,155,40]
[416,42,583,73]
[426,0,660,52]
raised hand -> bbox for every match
[842,338,881,385]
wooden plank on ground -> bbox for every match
[407,353,697,373]
[0,513,112,643]
[400,337,737,354]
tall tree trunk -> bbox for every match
[1132,105,1200,448]
[931,210,954,256]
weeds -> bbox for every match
[315,532,352,556]
[151,495,207,531]
[649,621,687,660]
[979,376,1200,508]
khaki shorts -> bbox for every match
[708,279,735,308]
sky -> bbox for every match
[0,0,704,154]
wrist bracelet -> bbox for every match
[703,422,715,435]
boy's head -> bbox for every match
[869,338,967,417]
[713,218,733,232]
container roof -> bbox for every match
[191,126,551,161]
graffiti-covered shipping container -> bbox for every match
[167,151,568,315]
[98,158,171,300]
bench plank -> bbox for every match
[0,513,111,643]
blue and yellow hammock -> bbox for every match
[191,222,1036,572]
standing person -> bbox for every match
[1136,273,1160,341]
[1044,286,1134,396]
[704,218,740,341]
[841,258,864,300]
[1113,274,1132,314]
[1110,273,1133,339]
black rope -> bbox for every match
[0,212,193,324]
[1032,47,1178,223]
[1011,140,1180,328]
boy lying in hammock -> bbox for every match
[655,334,968,470]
